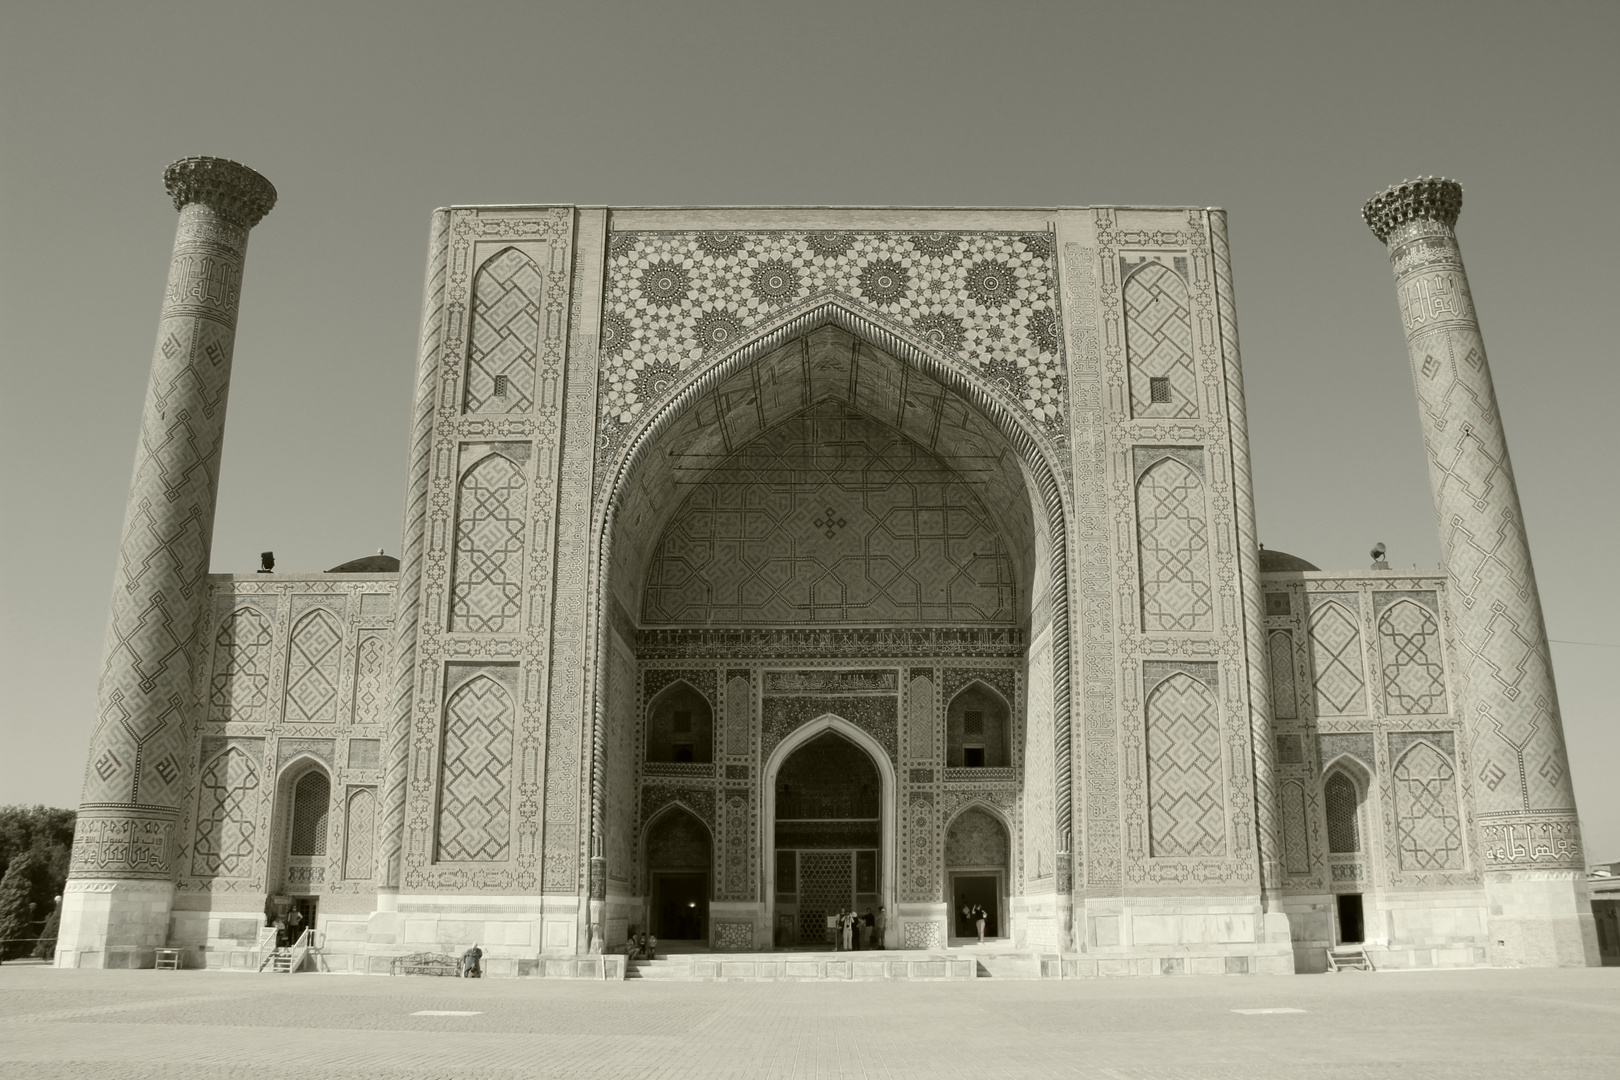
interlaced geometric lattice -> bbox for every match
[1393,742,1465,870]
[343,788,376,881]
[1379,601,1448,715]
[285,610,342,723]
[643,402,1015,625]
[465,247,542,413]
[1268,630,1297,719]
[352,633,387,725]
[1144,673,1225,857]
[190,747,259,877]
[724,675,751,756]
[209,607,273,718]
[907,675,935,760]
[289,771,330,856]
[435,676,515,862]
[797,850,853,945]
[1309,602,1366,715]
[449,454,528,633]
[1137,458,1213,632]
[1281,781,1310,874]
[944,807,1008,867]
[1324,771,1361,854]
[1124,262,1198,419]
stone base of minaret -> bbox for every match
[54,881,174,969]
[1485,874,1600,968]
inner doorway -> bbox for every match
[645,808,711,941]
[773,730,882,948]
[951,876,1000,939]
[1336,893,1365,944]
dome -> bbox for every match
[1258,547,1319,573]
[325,552,400,573]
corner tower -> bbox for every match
[59,157,275,968]
[1363,178,1597,966]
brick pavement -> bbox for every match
[1,963,1616,1079]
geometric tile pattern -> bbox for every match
[288,770,330,856]
[352,632,387,726]
[1268,630,1297,720]
[1392,741,1465,871]
[944,806,1008,867]
[1309,602,1366,716]
[284,609,342,724]
[1324,771,1361,855]
[435,675,515,862]
[599,230,1064,465]
[1144,672,1225,857]
[190,747,260,878]
[1136,457,1213,632]
[343,787,376,881]
[1378,600,1448,716]
[449,454,528,634]
[906,674,935,761]
[1378,201,1580,866]
[1123,262,1198,419]
[723,675,751,757]
[1280,780,1310,875]
[796,850,853,946]
[643,402,1016,625]
[465,248,542,414]
[209,607,273,719]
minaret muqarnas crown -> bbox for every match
[1361,176,1463,243]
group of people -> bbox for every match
[265,907,306,948]
[623,927,658,960]
[831,906,886,950]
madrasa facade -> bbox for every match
[57,158,1602,979]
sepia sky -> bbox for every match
[2,1,1617,859]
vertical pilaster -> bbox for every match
[62,158,275,969]
[1364,178,1597,967]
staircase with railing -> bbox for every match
[258,928,314,973]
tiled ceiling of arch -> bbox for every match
[642,399,1018,627]
[611,328,1039,620]
[597,228,1065,471]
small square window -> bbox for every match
[963,710,984,736]
[963,747,986,768]
[672,742,694,763]
[493,373,508,397]
[1265,593,1291,616]
[1150,376,1171,403]
[672,710,692,734]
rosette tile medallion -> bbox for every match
[58,187,1595,978]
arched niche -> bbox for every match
[642,805,712,940]
[945,681,1011,768]
[1322,764,1367,856]
[762,716,896,948]
[943,803,1012,941]
[268,757,333,918]
[644,680,713,763]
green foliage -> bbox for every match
[0,806,75,961]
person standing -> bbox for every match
[461,942,483,978]
[972,905,987,944]
[875,906,887,950]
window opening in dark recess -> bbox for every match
[494,373,508,397]
[1150,376,1171,403]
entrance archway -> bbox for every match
[763,716,896,950]
[944,804,1011,942]
[643,807,711,940]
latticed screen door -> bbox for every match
[797,851,853,945]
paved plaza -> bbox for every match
[0,964,1615,1079]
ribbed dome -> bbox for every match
[1258,547,1320,573]
[325,553,400,573]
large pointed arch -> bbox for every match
[586,300,1076,892]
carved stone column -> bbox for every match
[1364,178,1597,967]
[60,158,275,969]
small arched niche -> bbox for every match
[644,807,711,940]
[645,681,713,763]
[1323,763,1367,855]
[946,682,1010,768]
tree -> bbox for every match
[0,806,76,962]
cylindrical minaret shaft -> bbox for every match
[1364,178,1597,967]
[60,158,275,969]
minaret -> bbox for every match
[59,158,275,968]
[1364,178,1597,967]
